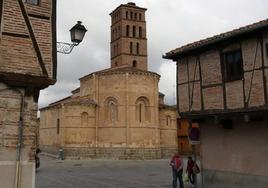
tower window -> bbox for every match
[115,62,118,66]
[114,45,116,56]
[133,60,137,67]
[118,26,121,37]
[136,43,140,54]
[139,27,142,38]
[130,42,133,54]
[133,26,136,37]
[126,11,129,19]
[223,49,243,81]
[25,0,39,5]
[139,13,142,20]
[126,25,130,37]
[130,12,133,19]
[134,13,137,20]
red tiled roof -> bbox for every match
[164,18,268,59]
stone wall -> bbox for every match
[0,83,37,188]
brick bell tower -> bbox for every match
[110,2,147,70]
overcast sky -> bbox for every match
[38,0,268,109]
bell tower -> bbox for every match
[110,2,147,70]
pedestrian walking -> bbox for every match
[170,153,184,188]
[186,156,199,188]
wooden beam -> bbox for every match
[0,71,56,88]
[198,56,204,110]
[219,49,227,110]
[52,0,57,80]
[17,0,48,76]
[260,33,268,105]
[176,61,180,112]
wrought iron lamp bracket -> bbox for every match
[57,42,78,54]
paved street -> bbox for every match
[36,155,201,188]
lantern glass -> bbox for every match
[70,21,87,45]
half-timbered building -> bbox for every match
[0,0,56,187]
[164,19,268,188]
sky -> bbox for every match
[38,0,268,109]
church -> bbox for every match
[39,2,178,159]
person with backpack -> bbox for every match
[186,156,200,188]
[170,153,184,188]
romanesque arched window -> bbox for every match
[166,115,171,126]
[136,97,150,123]
[105,97,118,123]
[81,112,88,127]
[139,27,142,38]
[126,11,129,19]
[126,25,130,37]
[133,26,136,37]
[130,42,133,54]
[133,60,137,67]
[136,43,140,54]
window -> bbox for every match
[133,26,136,37]
[130,42,133,54]
[57,119,60,134]
[266,43,268,59]
[130,12,133,19]
[139,13,142,20]
[115,62,118,66]
[105,98,118,123]
[25,0,39,5]
[133,60,137,67]
[126,25,130,37]
[126,11,129,19]
[118,26,121,37]
[136,43,139,54]
[139,27,142,38]
[223,50,243,81]
[136,97,150,123]
[134,13,137,20]
[166,115,171,126]
[113,45,116,56]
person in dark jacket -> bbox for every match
[186,156,198,187]
[170,153,184,188]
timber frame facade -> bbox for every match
[164,19,268,188]
[164,19,268,120]
[0,1,57,187]
[0,0,57,96]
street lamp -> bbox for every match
[57,21,87,54]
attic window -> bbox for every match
[25,0,39,5]
[223,49,243,82]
